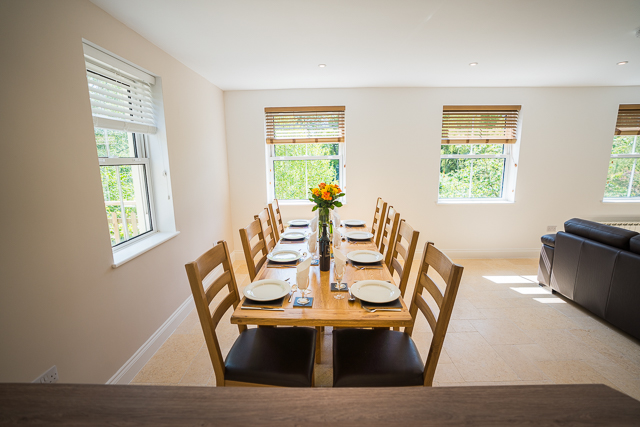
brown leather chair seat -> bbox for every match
[333,328,423,387]
[225,327,317,387]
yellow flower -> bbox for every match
[312,188,320,196]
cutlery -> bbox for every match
[348,287,355,302]
[288,289,296,303]
[241,307,285,311]
[362,307,402,313]
[354,265,383,270]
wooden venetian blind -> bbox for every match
[615,105,640,136]
[265,106,345,144]
[441,106,521,144]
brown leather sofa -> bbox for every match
[537,218,640,341]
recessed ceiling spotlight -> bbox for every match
[318,64,326,68]
[617,61,628,65]
[469,62,478,66]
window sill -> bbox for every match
[112,231,180,268]
[601,198,640,203]
[437,199,514,205]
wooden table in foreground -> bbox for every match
[230,225,413,328]
[2,384,639,426]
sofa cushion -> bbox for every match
[573,240,619,319]
[550,232,583,299]
[630,235,640,255]
[541,234,556,248]
[564,218,638,251]
[605,251,640,340]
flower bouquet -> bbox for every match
[309,182,345,225]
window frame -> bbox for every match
[97,130,158,250]
[266,142,346,204]
[603,134,640,202]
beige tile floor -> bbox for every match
[131,258,640,400]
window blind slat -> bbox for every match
[265,107,345,144]
[441,106,520,144]
[615,105,640,135]
[85,52,157,134]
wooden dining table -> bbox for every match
[230,223,413,360]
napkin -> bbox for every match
[310,215,318,233]
[308,229,318,254]
[332,211,341,228]
[333,227,341,248]
[296,256,312,291]
[334,249,347,277]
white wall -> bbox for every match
[0,0,232,383]
[224,87,640,258]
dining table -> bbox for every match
[230,221,413,362]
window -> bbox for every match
[265,106,345,201]
[604,105,640,201]
[84,43,166,251]
[438,106,521,201]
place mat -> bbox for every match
[242,296,286,309]
[293,297,314,307]
[288,224,309,228]
[311,259,319,266]
[344,224,365,227]
[331,282,348,292]
[279,238,307,244]
[349,260,383,267]
[267,259,298,267]
[347,238,372,243]
[361,298,403,310]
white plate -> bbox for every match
[343,219,366,227]
[346,250,384,264]
[243,279,291,301]
[281,230,307,240]
[350,280,401,303]
[346,231,374,240]
[288,219,310,227]
[267,249,302,263]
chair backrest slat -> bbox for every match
[405,241,463,387]
[379,206,400,257]
[239,218,269,281]
[256,208,277,253]
[185,240,246,387]
[371,197,388,248]
[269,199,285,241]
[385,219,419,296]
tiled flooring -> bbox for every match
[131,258,640,400]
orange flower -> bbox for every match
[322,191,332,200]
[319,182,326,189]
[312,188,320,196]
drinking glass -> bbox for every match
[333,262,345,300]
[297,274,311,305]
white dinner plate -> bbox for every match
[350,280,401,303]
[243,279,291,301]
[288,219,310,227]
[346,231,374,240]
[346,250,384,264]
[281,230,307,240]
[267,249,302,263]
[343,219,366,227]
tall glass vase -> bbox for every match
[318,207,330,229]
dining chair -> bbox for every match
[256,208,277,254]
[378,205,400,259]
[332,242,464,387]
[385,219,420,298]
[371,197,388,248]
[239,218,268,281]
[185,240,317,387]
[268,199,285,241]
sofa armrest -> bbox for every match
[541,234,556,248]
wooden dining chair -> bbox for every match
[239,218,268,281]
[185,240,317,387]
[378,205,400,258]
[332,242,463,387]
[385,219,420,298]
[371,197,388,248]
[268,199,285,241]
[256,208,277,254]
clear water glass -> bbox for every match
[334,263,345,300]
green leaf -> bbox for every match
[334,201,343,207]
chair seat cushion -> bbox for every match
[333,328,424,387]
[225,327,316,387]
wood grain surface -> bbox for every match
[231,224,413,327]
[2,383,639,426]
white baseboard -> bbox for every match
[441,248,539,259]
[231,250,243,264]
[106,295,195,385]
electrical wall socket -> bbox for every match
[546,225,557,233]
[32,365,58,384]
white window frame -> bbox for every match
[438,144,517,203]
[603,135,640,203]
[266,143,346,204]
[97,130,157,250]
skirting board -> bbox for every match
[442,248,539,259]
[106,263,227,385]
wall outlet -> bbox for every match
[32,365,58,384]
[546,225,557,233]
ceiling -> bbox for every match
[90,0,640,91]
